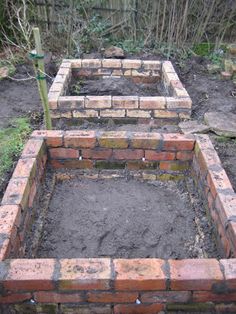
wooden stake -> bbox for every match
[32,27,52,130]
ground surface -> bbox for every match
[35,174,219,259]
[69,76,167,96]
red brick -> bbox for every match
[21,139,45,158]
[87,292,138,303]
[112,96,139,109]
[122,59,142,69]
[169,259,223,290]
[141,291,191,303]
[145,150,175,161]
[215,303,236,313]
[131,133,161,149]
[13,158,36,178]
[65,131,96,148]
[59,258,111,290]
[143,60,161,70]
[207,168,233,199]
[34,291,84,303]
[102,59,122,68]
[1,178,30,210]
[139,97,166,109]
[227,221,236,254]
[4,259,56,291]
[82,59,101,68]
[31,130,64,147]
[215,193,236,227]
[98,132,128,148]
[85,96,111,109]
[176,151,193,161]
[50,159,93,169]
[0,205,21,237]
[193,291,236,302]
[114,259,166,291]
[163,134,195,151]
[113,149,144,160]
[0,237,11,261]
[28,180,37,208]
[49,147,79,159]
[159,161,189,171]
[81,148,112,160]
[220,259,236,290]
[0,293,31,303]
[166,97,192,109]
[114,304,164,314]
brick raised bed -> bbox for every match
[48,59,192,126]
[0,131,236,313]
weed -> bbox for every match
[0,117,31,178]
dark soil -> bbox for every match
[69,76,167,96]
[35,174,219,259]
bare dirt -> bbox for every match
[34,173,219,259]
[69,76,167,97]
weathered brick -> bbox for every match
[127,110,151,118]
[111,69,123,76]
[100,109,125,118]
[48,91,59,109]
[122,59,142,69]
[59,96,85,110]
[193,291,236,302]
[114,304,164,314]
[220,259,236,290]
[60,304,112,314]
[85,96,111,109]
[127,161,157,170]
[0,205,21,235]
[50,159,93,169]
[4,259,56,291]
[31,130,64,147]
[160,161,189,171]
[13,158,36,179]
[141,291,191,303]
[1,178,30,210]
[21,139,45,158]
[70,59,82,68]
[112,96,138,109]
[34,291,84,303]
[176,151,193,161]
[153,110,178,118]
[73,110,98,118]
[98,132,128,148]
[162,61,176,73]
[131,133,161,149]
[49,148,79,159]
[82,59,101,68]
[163,134,195,151]
[139,97,166,109]
[61,111,72,118]
[81,149,112,160]
[0,236,11,261]
[173,86,190,97]
[59,258,111,290]
[0,293,32,304]
[143,60,161,70]
[142,172,157,180]
[65,131,96,148]
[113,149,144,160]
[87,292,138,303]
[169,259,223,290]
[215,303,236,313]
[145,151,175,161]
[207,168,233,199]
[102,59,122,68]
[114,259,166,290]
[131,69,151,77]
[215,193,236,227]
[166,97,192,109]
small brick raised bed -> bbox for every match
[48,59,192,126]
[0,131,236,313]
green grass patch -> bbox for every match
[0,118,32,178]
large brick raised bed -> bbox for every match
[48,59,192,126]
[0,131,236,313]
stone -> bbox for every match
[204,111,236,137]
[0,66,9,79]
[179,120,210,134]
[103,46,125,58]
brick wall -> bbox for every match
[48,59,192,124]
[0,131,236,313]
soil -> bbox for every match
[69,76,167,96]
[34,173,219,259]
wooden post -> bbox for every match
[32,27,52,130]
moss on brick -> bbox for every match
[95,161,126,169]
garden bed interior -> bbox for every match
[48,59,192,127]
[1,130,236,313]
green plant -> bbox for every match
[112,39,144,54]
[0,117,31,178]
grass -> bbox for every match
[0,117,32,178]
